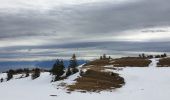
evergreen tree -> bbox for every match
[142,53,146,58]
[58,60,65,76]
[68,54,78,68]
[24,68,29,77]
[7,70,14,81]
[51,59,65,81]
[103,54,106,59]
[100,56,103,60]
[0,78,3,82]
[163,53,167,57]
[31,68,40,80]
[68,54,78,74]
[155,55,161,58]
[25,70,29,77]
[66,68,72,77]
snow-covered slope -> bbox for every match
[0,59,170,100]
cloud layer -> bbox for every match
[0,0,170,61]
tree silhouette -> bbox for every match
[0,78,3,82]
[68,54,78,74]
[66,68,72,77]
[51,59,65,81]
[31,68,40,80]
[7,70,14,81]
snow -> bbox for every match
[0,73,7,79]
[103,65,114,68]
[148,58,160,68]
[1,58,170,100]
[58,64,84,85]
[113,67,170,100]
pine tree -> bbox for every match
[100,56,103,60]
[31,68,40,80]
[68,54,78,74]
[51,59,65,81]
[66,68,72,77]
[58,60,65,77]
[103,54,106,59]
[69,54,78,68]
[25,70,29,77]
[24,68,29,77]
[0,78,3,82]
[142,53,146,58]
[163,53,167,57]
[7,70,14,81]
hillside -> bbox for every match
[0,58,170,100]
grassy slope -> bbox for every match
[158,58,170,67]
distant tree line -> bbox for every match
[100,54,111,60]
[6,68,31,81]
[0,68,43,82]
[0,54,80,83]
[139,53,167,59]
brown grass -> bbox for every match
[83,59,113,71]
[67,56,151,92]
[85,59,110,66]
[67,70,125,92]
[85,57,151,68]
[111,57,151,67]
[158,58,170,67]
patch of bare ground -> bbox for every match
[158,58,170,67]
[83,59,115,71]
[84,57,151,68]
[111,57,151,67]
[67,70,125,92]
[67,56,151,92]
[85,59,110,66]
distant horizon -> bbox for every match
[0,50,169,62]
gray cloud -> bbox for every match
[0,41,170,61]
[0,0,170,38]
[0,0,170,61]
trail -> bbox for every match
[149,58,159,68]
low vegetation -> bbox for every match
[1,68,45,82]
[67,54,125,92]
[158,58,170,67]
[112,57,151,67]
[85,57,151,68]
[1,53,169,93]
[67,70,125,92]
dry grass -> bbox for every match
[85,57,151,68]
[67,70,125,92]
[67,57,151,92]
[85,59,110,66]
[83,59,113,71]
[158,58,170,67]
[111,57,151,67]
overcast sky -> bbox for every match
[0,0,170,61]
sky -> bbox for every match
[0,0,170,61]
